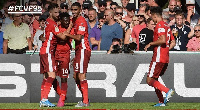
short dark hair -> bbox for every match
[150,6,162,16]
[71,2,81,8]
[59,12,70,20]
[48,3,59,12]
[112,38,121,43]
[146,18,153,24]
[175,11,184,18]
[29,0,37,4]
[88,8,96,12]
[110,2,118,6]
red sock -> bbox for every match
[155,89,164,103]
[43,77,55,99]
[149,79,169,93]
[60,82,68,102]
[52,79,61,96]
[41,79,47,100]
[80,80,88,104]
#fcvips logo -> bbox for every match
[8,5,42,14]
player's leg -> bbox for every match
[57,78,68,107]
[40,54,56,107]
[74,49,91,107]
[41,73,48,100]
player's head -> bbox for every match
[60,12,70,28]
[150,6,162,23]
[71,2,81,18]
[48,3,59,21]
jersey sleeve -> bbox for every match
[157,22,166,37]
[76,20,87,36]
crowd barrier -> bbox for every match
[0,51,200,103]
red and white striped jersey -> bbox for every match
[70,16,91,51]
[40,18,60,54]
[152,21,174,63]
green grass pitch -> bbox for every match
[0,103,200,109]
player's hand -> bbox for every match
[144,43,151,52]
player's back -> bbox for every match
[152,21,171,63]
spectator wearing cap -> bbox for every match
[121,0,130,16]
[89,12,105,50]
[82,1,93,19]
[0,20,3,54]
[100,9,123,50]
[3,14,32,54]
[33,15,46,51]
[106,0,112,9]
[110,2,119,11]
[60,2,69,13]
[185,0,200,28]
[98,0,107,13]
[131,11,146,51]
[122,3,135,23]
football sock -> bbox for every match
[43,77,55,99]
[155,89,164,103]
[52,78,61,96]
[80,80,88,104]
[41,79,47,100]
[60,82,68,102]
[149,78,169,93]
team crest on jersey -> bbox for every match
[79,26,85,31]
[55,25,59,32]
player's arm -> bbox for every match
[169,39,176,50]
[144,35,166,51]
[65,33,82,41]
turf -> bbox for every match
[0,103,200,109]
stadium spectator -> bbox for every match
[114,6,127,30]
[89,12,104,50]
[185,0,200,28]
[147,0,158,7]
[60,2,69,13]
[29,0,38,11]
[3,14,32,54]
[187,25,200,51]
[176,0,182,8]
[0,20,3,54]
[97,0,107,13]
[106,0,112,9]
[162,11,170,24]
[139,18,155,51]
[170,11,194,51]
[132,12,146,51]
[144,6,175,107]
[140,0,148,5]
[32,14,41,42]
[82,1,93,19]
[124,16,139,45]
[107,38,121,54]
[100,9,123,50]
[121,0,130,16]
[138,3,150,20]
[110,2,118,11]
[33,15,46,51]
[122,3,135,23]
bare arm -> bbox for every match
[187,47,192,51]
[188,26,194,38]
[3,39,8,54]
[27,37,32,50]
[90,37,100,45]
[144,35,166,51]
[124,29,131,44]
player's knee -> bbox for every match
[78,73,86,81]
[61,78,68,83]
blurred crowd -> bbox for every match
[0,0,200,54]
